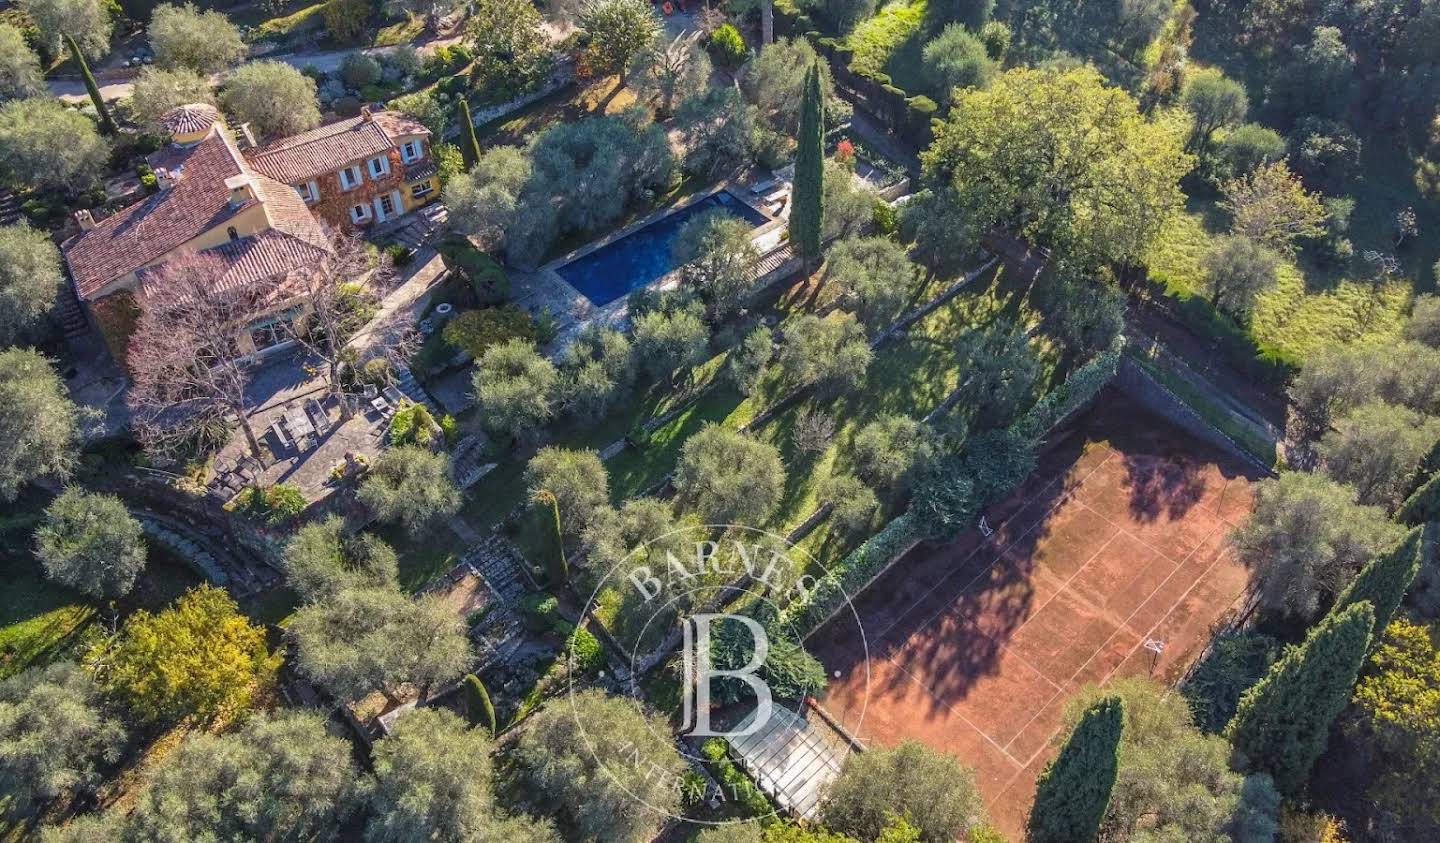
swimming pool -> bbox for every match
[556,191,771,307]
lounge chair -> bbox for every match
[270,420,293,451]
[382,386,405,407]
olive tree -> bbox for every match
[283,517,399,603]
[1406,294,1440,347]
[444,147,532,253]
[474,339,559,443]
[579,0,663,78]
[674,424,785,526]
[676,87,757,179]
[128,66,215,132]
[525,447,610,542]
[290,586,471,703]
[824,236,918,334]
[369,708,558,843]
[632,296,710,383]
[125,711,367,841]
[1201,234,1280,319]
[149,3,246,73]
[627,34,711,119]
[1231,471,1406,619]
[21,0,111,61]
[743,38,832,134]
[219,61,322,139]
[515,689,684,843]
[1221,160,1328,254]
[0,24,45,100]
[0,348,82,501]
[852,414,937,496]
[35,489,147,599]
[673,209,759,321]
[821,740,987,842]
[922,24,998,100]
[0,222,64,346]
[1319,401,1440,509]
[1181,68,1248,154]
[727,326,772,396]
[777,313,872,395]
[0,663,124,819]
[1219,123,1287,177]
[0,98,109,193]
[358,447,462,535]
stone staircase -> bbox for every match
[0,190,21,227]
[393,363,442,417]
[54,284,92,340]
[461,533,535,605]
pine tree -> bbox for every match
[1027,695,1124,843]
[789,62,825,265]
[67,33,115,135]
[1332,526,1423,639]
[1398,468,1440,525]
[1225,600,1375,794]
[457,97,482,170]
[463,673,496,734]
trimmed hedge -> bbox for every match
[1013,335,1124,443]
[782,511,922,634]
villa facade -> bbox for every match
[61,104,439,359]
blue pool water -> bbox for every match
[556,191,770,307]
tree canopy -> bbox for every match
[578,0,663,77]
[0,222,64,346]
[515,689,684,843]
[0,24,45,101]
[124,710,367,840]
[219,61,322,139]
[821,739,987,842]
[358,446,462,535]
[673,209,760,321]
[0,98,109,193]
[127,66,215,132]
[0,662,124,819]
[97,584,277,723]
[525,447,610,542]
[474,339,559,443]
[283,517,399,603]
[149,3,246,73]
[289,586,471,702]
[35,489,147,599]
[1028,695,1124,843]
[921,66,1191,269]
[0,349,82,501]
[674,424,786,526]
[21,0,111,61]
[824,236,918,334]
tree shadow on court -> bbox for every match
[1120,454,1208,523]
[811,426,1094,715]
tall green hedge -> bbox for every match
[1398,469,1440,525]
[1028,696,1125,843]
[1332,526,1424,640]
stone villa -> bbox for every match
[62,103,440,359]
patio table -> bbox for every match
[285,407,315,440]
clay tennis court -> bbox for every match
[809,392,1261,837]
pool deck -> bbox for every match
[511,180,788,355]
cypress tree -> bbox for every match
[789,62,825,265]
[1332,526,1424,639]
[1398,469,1440,525]
[67,33,115,136]
[457,97,482,170]
[1225,600,1375,794]
[463,673,496,734]
[1027,695,1124,843]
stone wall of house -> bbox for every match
[307,140,433,231]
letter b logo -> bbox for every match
[680,614,773,737]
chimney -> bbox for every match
[74,209,96,231]
[360,105,374,122]
[236,122,257,150]
[224,174,256,208]
[155,166,179,190]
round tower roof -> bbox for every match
[159,103,220,136]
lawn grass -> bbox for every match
[373,12,425,47]
[1144,206,1414,361]
[847,0,927,79]
[248,1,327,42]
[475,77,638,149]
[374,522,463,592]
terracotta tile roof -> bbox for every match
[160,103,219,135]
[138,229,331,302]
[63,129,252,299]
[246,110,430,184]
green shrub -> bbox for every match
[464,673,497,734]
[442,305,536,359]
[241,482,308,524]
[569,627,604,674]
[872,197,898,234]
[521,594,560,632]
[708,23,747,67]
[388,401,440,448]
[438,234,509,304]
[907,94,938,115]
[700,737,772,817]
[384,243,412,266]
